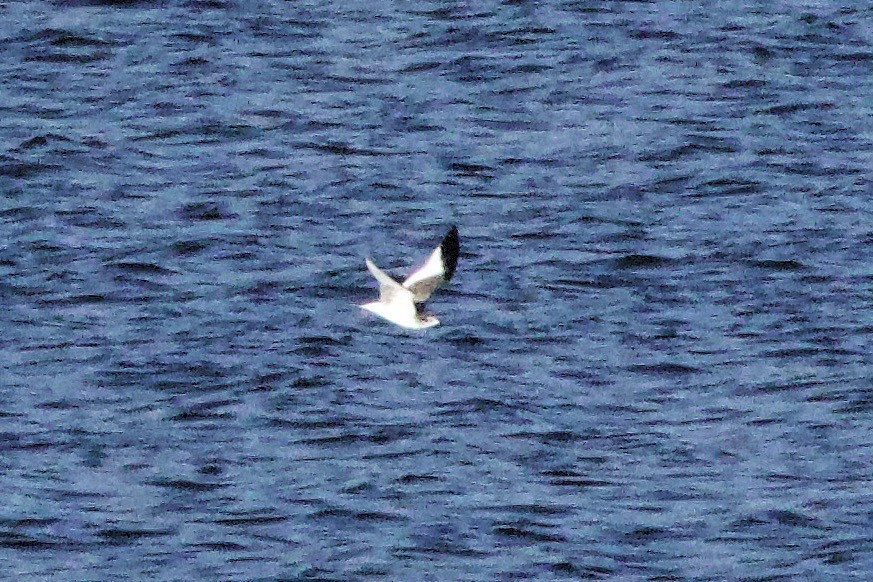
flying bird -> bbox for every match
[361,225,460,329]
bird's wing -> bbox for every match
[364,258,419,325]
[402,225,459,303]
[366,258,414,304]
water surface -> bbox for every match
[1,0,871,579]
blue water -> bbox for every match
[1,1,871,579]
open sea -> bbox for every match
[1,0,871,579]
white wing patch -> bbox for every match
[402,246,446,303]
[403,225,459,303]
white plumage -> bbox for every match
[361,226,460,329]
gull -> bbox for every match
[361,225,460,329]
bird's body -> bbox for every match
[361,226,460,329]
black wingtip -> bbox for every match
[440,225,460,282]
